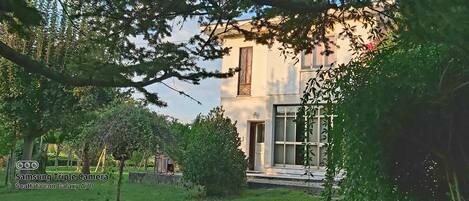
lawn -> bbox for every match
[0,167,320,201]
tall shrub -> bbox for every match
[183,107,247,196]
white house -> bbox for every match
[216,20,370,175]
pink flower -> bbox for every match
[366,42,375,50]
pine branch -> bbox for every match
[160,82,202,105]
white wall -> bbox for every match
[220,22,370,173]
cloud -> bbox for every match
[130,19,222,123]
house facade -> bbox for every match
[218,21,370,175]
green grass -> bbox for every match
[0,167,320,201]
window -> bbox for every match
[256,123,265,143]
[238,47,253,95]
[301,37,336,69]
[274,105,332,167]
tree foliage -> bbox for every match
[0,0,246,105]
[0,0,79,158]
[92,103,171,201]
[301,37,469,201]
[183,107,247,196]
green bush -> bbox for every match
[182,107,247,196]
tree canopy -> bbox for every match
[1,0,467,106]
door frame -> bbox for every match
[247,121,265,171]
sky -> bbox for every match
[130,13,258,123]
[131,19,223,123]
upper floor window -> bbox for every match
[301,37,336,69]
[238,47,253,95]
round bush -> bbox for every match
[182,107,247,196]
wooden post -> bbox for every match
[94,149,104,173]
[101,147,106,172]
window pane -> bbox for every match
[318,106,325,116]
[257,123,265,143]
[275,117,285,141]
[313,43,324,67]
[286,117,295,142]
[319,146,327,166]
[308,119,319,143]
[295,116,306,142]
[276,106,286,115]
[298,145,318,166]
[320,118,328,143]
[274,144,284,164]
[286,145,295,164]
[286,106,297,116]
[309,145,319,166]
[302,51,312,68]
[295,145,305,165]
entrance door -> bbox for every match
[248,122,265,171]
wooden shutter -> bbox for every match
[238,47,252,95]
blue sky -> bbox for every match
[131,19,223,123]
[131,13,259,123]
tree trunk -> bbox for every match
[81,145,90,174]
[116,159,125,201]
[5,138,16,188]
[36,143,48,174]
[22,135,35,160]
[4,155,9,187]
[20,135,35,177]
[55,144,61,168]
[6,144,17,188]
[144,157,148,171]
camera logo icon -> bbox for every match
[16,160,39,171]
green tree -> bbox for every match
[0,0,79,162]
[183,107,247,196]
[70,87,128,174]
[94,103,170,201]
[0,0,241,105]
[2,0,469,104]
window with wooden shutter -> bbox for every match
[301,36,336,69]
[238,47,252,95]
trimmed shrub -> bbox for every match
[182,107,247,196]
